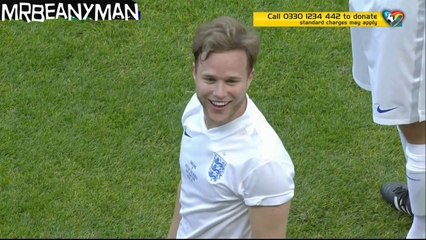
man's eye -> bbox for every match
[226,79,239,84]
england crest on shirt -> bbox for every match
[208,153,227,182]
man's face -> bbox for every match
[193,50,253,129]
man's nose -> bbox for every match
[213,82,226,98]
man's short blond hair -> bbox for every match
[192,16,260,72]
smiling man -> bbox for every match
[167,16,295,238]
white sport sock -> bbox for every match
[405,143,426,239]
[407,216,426,239]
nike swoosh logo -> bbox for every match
[377,106,398,113]
[184,128,192,138]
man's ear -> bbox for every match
[247,68,254,89]
[192,62,197,82]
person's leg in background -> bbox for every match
[399,122,425,239]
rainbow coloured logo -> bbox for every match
[382,10,404,27]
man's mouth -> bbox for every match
[209,100,230,108]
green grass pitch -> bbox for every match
[0,0,411,238]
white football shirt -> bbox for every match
[177,93,295,238]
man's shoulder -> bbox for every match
[245,98,287,155]
[182,93,201,124]
[246,97,279,137]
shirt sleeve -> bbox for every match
[240,160,295,206]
